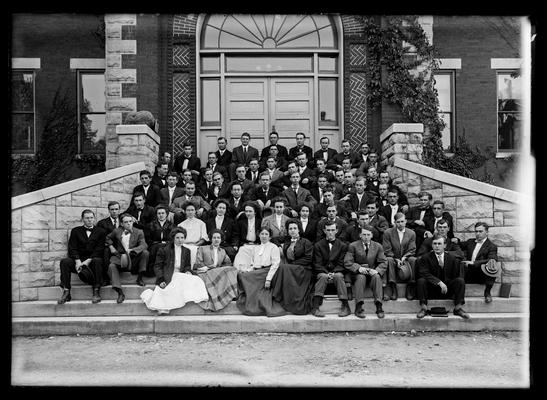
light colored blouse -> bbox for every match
[251,241,281,282]
[178,217,209,244]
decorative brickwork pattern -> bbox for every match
[350,44,367,67]
[348,73,367,150]
[173,45,191,68]
[173,14,198,36]
[173,73,193,155]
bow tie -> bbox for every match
[327,240,335,244]
[84,226,93,231]
[123,230,132,235]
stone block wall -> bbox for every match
[11,162,146,302]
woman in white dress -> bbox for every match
[235,227,286,316]
[177,202,208,267]
[140,227,208,315]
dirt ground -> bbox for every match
[11,331,529,388]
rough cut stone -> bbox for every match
[48,230,69,252]
[456,195,493,219]
[56,207,88,229]
[22,229,49,243]
[105,14,137,25]
[109,178,126,193]
[101,191,132,209]
[407,153,422,162]
[11,209,22,231]
[105,24,121,39]
[501,261,526,273]
[22,205,56,229]
[56,194,72,207]
[100,182,111,191]
[106,54,121,68]
[443,197,456,212]
[106,69,136,83]
[493,211,504,226]
[20,288,38,301]
[11,231,22,252]
[420,177,442,190]
[493,198,516,212]
[497,246,516,261]
[21,242,49,252]
[442,184,476,197]
[456,218,494,233]
[488,226,522,247]
[41,251,70,263]
[406,172,421,186]
[106,112,123,125]
[12,252,30,273]
[19,272,55,288]
[73,185,101,197]
[38,198,56,205]
[107,39,136,55]
[71,195,102,207]
[29,252,42,271]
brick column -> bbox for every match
[380,123,424,178]
[116,125,160,173]
[104,14,138,170]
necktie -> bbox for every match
[364,243,369,256]
[438,255,444,267]
[234,198,239,207]
[113,219,118,228]
[137,210,142,221]
[124,229,131,235]
[243,147,247,158]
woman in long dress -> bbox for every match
[194,229,239,311]
[236,227,286,317]
[232,201,263,271]
[140,227,208,315]
[271,219,314,315]
[177,202,208,267]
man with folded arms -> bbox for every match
[344,225,388,319]
[58,209,106,305]
[416,234,469,319]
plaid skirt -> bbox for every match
[197,265,239,311]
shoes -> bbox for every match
[416,308,427,319]
[484,290,493,303]
[355,304,366,319]
[116,291,125,304]
[311,308,325,318]
[157,310,170,316]
[136,275,145,287]
[405,285,415,301]
[338,303,351,317]
[390,284,398,301]
[91,288,101,304]
[57,289,71,305]
[375,303,385,319]
[453,308,470,319]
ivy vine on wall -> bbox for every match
[362,15,491,181]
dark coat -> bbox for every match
[123,204,156,233]
[248,186,280,205]
[245,169,263,185]
[379,203,404,227]
[300,218,319,242]
[281,237,314,270]
[159,186,185,207]
[67,225,107,260]
[226,195,248,220]
[207,182,231,204]
[233,217,263,246]
[313,148,338,166]
[406,206,434,239]
[173,154,201,175]
[297,166,316,190]
[417,236,464,259]
[424,211,455,238]
[106,227,148,257]
[97,217,119,235]
[151,173,168,189]
[215,149,233,167]
[331,151,361,169]
[344,221,381,244]
[313,238,348,274]
[316,217,348,241]
[459,237,498,267]
[288,145,314,163]
[145,220,174,245]
[345,191,371,213]
[419,251,462,285]
[232,145,260,167]
[154,242,192,285]
[133,184,162,208]
[202,163,229,180]
[283,186,317,212]
[261,144,289,160]
[205,215,236,247]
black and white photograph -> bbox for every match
[9,12,536,388]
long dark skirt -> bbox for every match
[236,268,287,317]
[271,263,313,315]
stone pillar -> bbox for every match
[105,14,138,170]
[116,125,160,173]
[380,123,424,180]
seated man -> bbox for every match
[313,158,335,183]
[261,197,290,246]
[366,199,389,244]
[364,165,380,198]
[58,209,106,305]
[405,191,434,250]
[311,221,350,318]
[283,170,317,218]
[335,169,355,200]
[170,180,211,224]
[248,171,280,212]
[207,171,231,204]
[314,187,350,222]
[344,176,370,221]
[259,145,288,172]
[378,170,408,211]
[382,212,417,301]
[417,218,464,260]
[97,201,121,285]
[313,136,337,168]
[174,141,201,182]
[151,162,169,189]
[416,234,469,319]
[456,221,499,303]
[160,172,185,220]
[379,186,403,227]
[424,200,455,239]
[197,167,215,203]
[261,156,285,190]
[123,192,156,237]
[245,158,263,185]
[343,225,388,319]
[316,204,348,242]
[296,153,316,190]
[230,164,255,196]
[106,213,149,302]
[330,139,360,170]
[202,151,228,181]
[261,131,289,161]
[226,182,248,221]
[310,173,330,204]
[344,210,381,244]
[133,170,162,208]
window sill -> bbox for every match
[495,151,519,158]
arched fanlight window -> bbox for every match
[202,14,337,49]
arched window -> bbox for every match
[202,14,337,50]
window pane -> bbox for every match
[201,56,220,73]
[319,56,337,73]
[12,114,34,152]
[319,79,337,124]
[434,74,451,112]
[439,113,452,150]
[81,114,106,153]
[498,73,522,100]
[226,56,312,72]
[202,79,220,124]
[498,112,521,150]
[11,71,34,111]
[81,74,105,113]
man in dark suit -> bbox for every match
[313,136,337,168]
[316,204,348,242]
[314,188,350,222]
[344,177,370,221]
[205,199,237,261]
[261,156,285,190]
[259,145,288,172]
[424,200,455,239]
[417,219,464,259]
[379,186,403,227]
[457,221,499,303]
[261,131,289,161]
[356,142,370,169]
[57,209,106,305]
[230,164,255,196]
[366,199,390,244]
[330,139,361,170]
[313,159,335,183]
[170,181,211,223]
[226,182,248,220]
[106,213,149,302]
[310,173,329,204]
[197,167,215,202]
[248,172,280,211]
[364,165,381,199]
[406,191,434,250]
[378,171,409,210]
[124,192,156,237]
[97,201,122,285]
[311,221,350,318]
[231,132,260,178]
[151,162,169,189]
[288,132,314,165]
[344,225,388,318]
[160,172,185,212]
[357,150,382,176]
[207,172,231,205]
[174,142,201,182]
[245,158,263,185]
[344,211,381,244]
[416,234,469,319]
[215,136,232,168]
[283,171,318,218]
[202,152,228,181]
[296,153,316,190]
[133,170,162,208]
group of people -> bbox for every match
[57,131,501,320]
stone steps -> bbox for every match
[37,282,520,301]
[12,313,528,336]
[12,297,527,318]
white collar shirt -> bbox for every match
[471,239,487,262]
